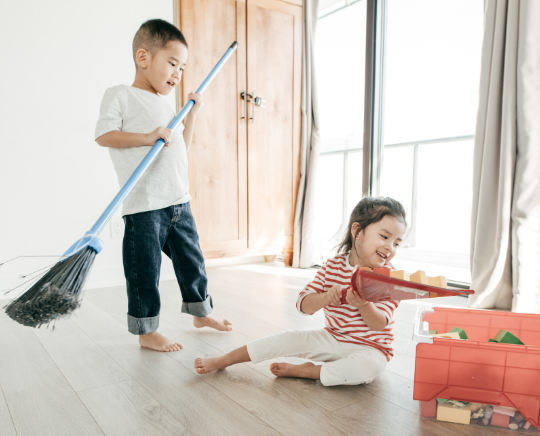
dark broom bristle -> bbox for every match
[4,247,96,328]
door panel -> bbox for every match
[247,0,302,256]
[178,0,248,249]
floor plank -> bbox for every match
[0,384,17,436]
[71,298,128,341]
[200,362,348,436]
[0,311,105,436]
[95,335,281,436]
[329,394,475,436]
[34,319,132,392]
[246,358,375,412]
[78,379,191,436]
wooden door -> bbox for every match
[177,0,248,257]
[246,0,302,264]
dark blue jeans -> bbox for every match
[122,202,212,335]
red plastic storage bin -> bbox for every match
[412,306,540,429]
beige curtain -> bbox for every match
[469,0,540,312]
[293,0,322,268]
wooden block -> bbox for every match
[390,270,410,281]
[524,421,531,429]
[482,406,493,425]
[436,402,471,425]
[449,327,469,340]
[429,330,437,335]
[514,412,525,423]
[469,403,484,413]
[492,405,516,417]
[509,418,519,430]
[493,330,525,345]
[372,267,391,276]
[490,412,510,427]
[430,332,461,339]
[427,276,448,289]
[420,399,437,418]
[410,271,428,284]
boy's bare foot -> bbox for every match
[139,331,183,352]
[194,356,228,374]
[193,316,233,332]
[270,362,321,380]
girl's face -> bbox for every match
[351,215,406,268]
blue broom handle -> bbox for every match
[89,42,238,236]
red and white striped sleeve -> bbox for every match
[374,300,400,326]
[296,265,327,315]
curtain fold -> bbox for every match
[293,0,323,268]
[469,0,540,312]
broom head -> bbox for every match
[4,234,103,328]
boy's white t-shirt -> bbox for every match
[95,84,191,216]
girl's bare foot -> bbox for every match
[194,356,228,374]
[193,316,233,332]
[139,331,183,352]
[270,362,321,380]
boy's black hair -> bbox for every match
[337,197,407,254]
[132,19,188,62]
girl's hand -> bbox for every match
[187,92,204,115]
[145,126,172,147]
[346,288,370,310]
[326,285,342,306]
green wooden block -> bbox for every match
[449,327,468,340]
[493,330,524,345]
[488,339,498,342]
[437,398,449,404]
[429,330,437,335]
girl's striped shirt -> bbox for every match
[296,253,399,361]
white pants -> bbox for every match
[246,329,387,387]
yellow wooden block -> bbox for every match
[410,270,428,284]
[390,270,410,281]
[428,276,448,289]
[430,332,461,339]
[437,402,472,425]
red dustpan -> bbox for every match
[340,267,474,304]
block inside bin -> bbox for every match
[413,307,540,429]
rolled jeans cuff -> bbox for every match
[182,295,213,317]
[127,314,159,335]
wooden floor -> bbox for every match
[0,261,511,436]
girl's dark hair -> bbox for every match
[133,19,188,61]
[337,197,407,254]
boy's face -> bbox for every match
[137,41,188,95]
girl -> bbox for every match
[194,197,407,387]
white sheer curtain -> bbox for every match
[292,0,323,268]
[469,0,540,312]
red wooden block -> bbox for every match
[420,399,437,418]
[490,412,510,427]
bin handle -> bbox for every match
[412,306,435,344]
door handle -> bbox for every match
[240,91,252,123]
[249,93,266,123]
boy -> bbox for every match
[95,19,232,352]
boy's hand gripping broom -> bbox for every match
[4,42,238,328]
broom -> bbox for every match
[4,42,238,328]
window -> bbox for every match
[314,0,483,283]
[314,0,366,259]
[379,0,483,282]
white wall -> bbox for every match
[0,0,181,291]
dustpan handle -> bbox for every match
[88,42,238,236]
